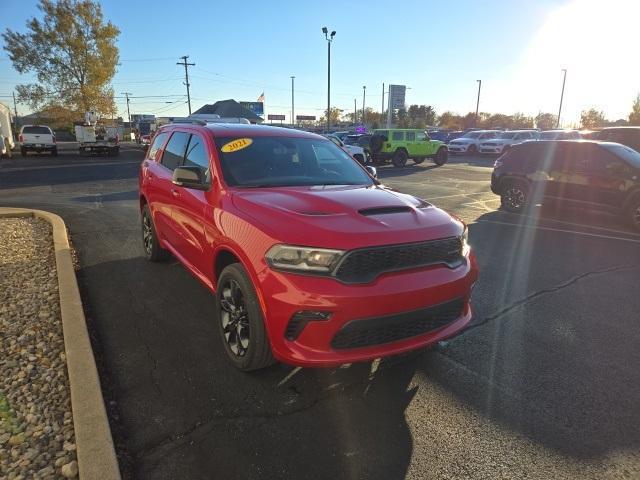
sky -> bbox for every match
[1,0,639,127]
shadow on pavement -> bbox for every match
[73,190,139,203]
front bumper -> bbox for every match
[22,143,56,151]
[447,144,470,153]
[259,252,479,367]
[479,145,504,154]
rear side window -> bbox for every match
[22,126,51,135]
[147,132,169,160]
[416,132,427,141]
[406,131,416,141]
[161,131,190,170]
[392,131,404,141]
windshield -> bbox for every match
[601,143,640,167]
[22,126,51,134]
[344,135,360,145]
[214,136,374,188]
[539,131,560,140]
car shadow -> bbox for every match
[446,153,496,168]
[77,254,419,480]
[377,163,442,179]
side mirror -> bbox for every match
[172,166,209,190]
[365,165,378,179]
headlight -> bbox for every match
[265,245,345,273]
[461,227,470,257]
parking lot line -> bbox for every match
[511,213,640,238]
[0,160,141,172]
[477,219,640,244]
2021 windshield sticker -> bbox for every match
[221,138,253,153]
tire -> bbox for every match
[141,204,169,262]
[369,135,385,154]
[434,148,448,166]
[392,149,408,168]
[500,180,529,213]
[51,147,58,157]
[217,263,275,371]
[413,157,425,165]
[467,144,477,155]
[20,147,27,157]
[627,196,640,232]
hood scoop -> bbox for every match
[358,206,413,216]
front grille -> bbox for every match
[334,237,462,284]
[331,297,465,350]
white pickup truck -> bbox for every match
[19,125,57,157]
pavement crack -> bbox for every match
[464,263,640,334]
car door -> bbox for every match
[171,133,213,275]
[546,142,591,203]
[405,130,418,157]
[586,144,634,208]
[416,131,435,156]
[152,130,191,250]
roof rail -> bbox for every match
[171,118,206,125]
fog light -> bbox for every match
[285,310,332,341]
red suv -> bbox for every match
[139,122,478,370]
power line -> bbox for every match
[177,56,195,115]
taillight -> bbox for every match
[19,134,23,142]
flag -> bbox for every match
[257,92,265,103]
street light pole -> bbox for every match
[322,27,336,132]
[381,83,385,118]
[290,76,295,126]
[475,80,482,127]
[362,85,366,124]
[354,99,357,125]
[557,69,567,128]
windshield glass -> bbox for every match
[344,135,360,145]
[539,131,560,140]
[214,136,374,188]
[601,143,640,167]
[22,126,51,134]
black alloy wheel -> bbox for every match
[220,279,250,357]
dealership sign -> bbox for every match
[388,85,406,110]
[239,101,264,117]
[268,114,286,120]
[296,115,316,121]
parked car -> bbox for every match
[596,127,640,152]
[536,129,581,141]
[139,123,478,370]
[426,130,450,142]
[140,134,152,146]
[344,133,372,156]
[370,128,448,167]
[326,134,369,164]
[478,130,538,155]
[447,130,501,154]
[0,103,15,158]
[19,125,57,156]
[491,140,640,230]
[445,131,466,143]
[330,131,352,142]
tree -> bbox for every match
[438,111,463,130]
[3,0,120,121]
[535,112,557,129]
[319,107,343,126]
[510,112,534,129]
[580,108,607,128]
[629,94,640,126]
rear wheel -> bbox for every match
[467,144,477,155]
[392,149,408,167]
[51,147,58,157]
[500,180,529,213]
[217,263,275,371]
[141,205,169,262]
[434,148,448,166]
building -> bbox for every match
[192,100,263,124]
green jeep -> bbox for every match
[370,129,448,167]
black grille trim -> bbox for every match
[359,206,413,216]
[333,237,463,284]
[331,297,465,350]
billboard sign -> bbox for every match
[239,101,264,117]
[268,114,286,121]
[296,115,316,121]
[388,85,406,110]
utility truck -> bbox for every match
[75,111,120,156]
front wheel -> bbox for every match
[500,181,529,213]
[141,205,169,262]
[217,263,275,371]
[392,149,408,167]
[627,197,640,232]
[467,144,477,155]
[434,148,448,166]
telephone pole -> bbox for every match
[290,76,295,126]
[362,85,366,124]
[121,92,132,125]
[381,83,385,117]
[475,80,482,127]
[12,92,19,133]
[557,69,567,128]
[177,55,195,115]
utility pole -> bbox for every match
[121,92,132,125]
[322,27,336,132]
[362,85,366,124]
[12,92,19,134]
[557,69,567,128]
[381,83,385,118]
[290,76,295,126]
[475,80,482,127]
[354,99,357,125]
[177,55,195,115]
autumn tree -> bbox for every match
[629,94,640,126]
[580,108,607,128]
[535,112,557,129]
[3,0,120,122]
[438,111,463,130]
[319,107,343,127]
[510,112,534,129]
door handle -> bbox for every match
[171,188,181,198]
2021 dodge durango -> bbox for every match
[139,123,478,370]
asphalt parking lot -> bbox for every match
[1,144,639,479]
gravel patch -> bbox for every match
[0,217,78,479]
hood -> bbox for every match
[231,185,463,250]
[451,137,474,144]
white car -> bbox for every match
[478,130,538,155]
[19,125,57,156]
[447,130,501,154]
[326,134,369,164]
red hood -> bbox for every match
[231,185,463,250]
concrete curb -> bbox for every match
[0,208,121,480]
